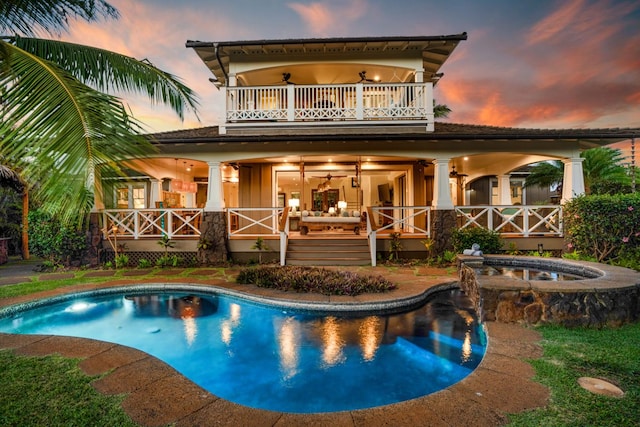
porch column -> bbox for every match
[561,157,585,203]
[198,161,229,265]
[497,175,512,205]
[432,158,454,210]
[205,161,225,212]
[90,166,104,212]
[149,179,163,208]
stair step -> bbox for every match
[287,258,371,266]
[286,237,370,266]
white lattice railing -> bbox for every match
[226,82,432,123]
[366,206,431,267]
[226,207,286,237]
[455,205,563,237]
[103,208,203,239]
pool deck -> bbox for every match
[0,265,549,426]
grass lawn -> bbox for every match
[0,350,138,426]
[507,323,640,426]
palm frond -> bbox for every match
[582,147,630,188]
[0,40,155,225]
[523,160,564,188]
[15,36,200,121]
[0,0,118,37]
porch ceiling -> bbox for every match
[185,34,468,86]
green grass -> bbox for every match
[507,323,640,426]
[0,350,138,426]
[0,267,234,299]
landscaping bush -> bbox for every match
[451,227,502,254]
[28,209,86,265]
[563,193,640,263]
[236,266,397,296]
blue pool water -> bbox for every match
[0,288,486,413]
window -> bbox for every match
[114,183,147,209]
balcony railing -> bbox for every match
[227,207,286,237]
[101,205,563,243]
[455,205,563,237]
[103,208,203,239]
[225,82,432,124]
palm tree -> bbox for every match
[524,147,631,195]
[434,101,451,119]
[0,0,198,227]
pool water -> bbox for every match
[0,288,486,413]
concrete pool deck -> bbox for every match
[0,265,549,426]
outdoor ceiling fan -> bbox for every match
[358,71,375,83]
[281,72,295,84]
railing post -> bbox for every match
[488,207,494,230]
[356,83,364,120]
[370,231,377,266]
[287,85,295,122]
[133,211,140,239]
[523,207,530,237]
[280,216,289,266]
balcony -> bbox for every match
[222,82,434,134]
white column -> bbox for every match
[149,179,163,208]
[90,166,104,211]
[497,175,512,205]
[205,161,225,212]
[432,158,454,210]
[562,158,585,203]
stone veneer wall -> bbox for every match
[458,256,640,328]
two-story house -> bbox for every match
[98,34,639,266]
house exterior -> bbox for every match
[97,34,639,266]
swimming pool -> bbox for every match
[0,286,486,413]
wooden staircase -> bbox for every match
[285,236,370,266]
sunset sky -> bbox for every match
[55,0,639,138]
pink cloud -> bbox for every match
[526,0,586,45]
[288,0,368,36]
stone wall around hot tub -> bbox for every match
[457,255,640,328]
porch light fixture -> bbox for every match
[538,244,544,255]
[173,158,184,192]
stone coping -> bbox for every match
[467,255,640,292]
[0,271,549,426]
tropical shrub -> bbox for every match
[28,209,86,265]
[114,253,129,269]
[236,266,397,296]
[137,258,152,269]
[451,227,503,254]
[563,193,640,262]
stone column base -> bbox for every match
[197,211,229,265]
[431,209,456,254]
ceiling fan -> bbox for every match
[358,71,375,83]
[311,173,347,180]
[449,165,468,178]
[281,72,295,84]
